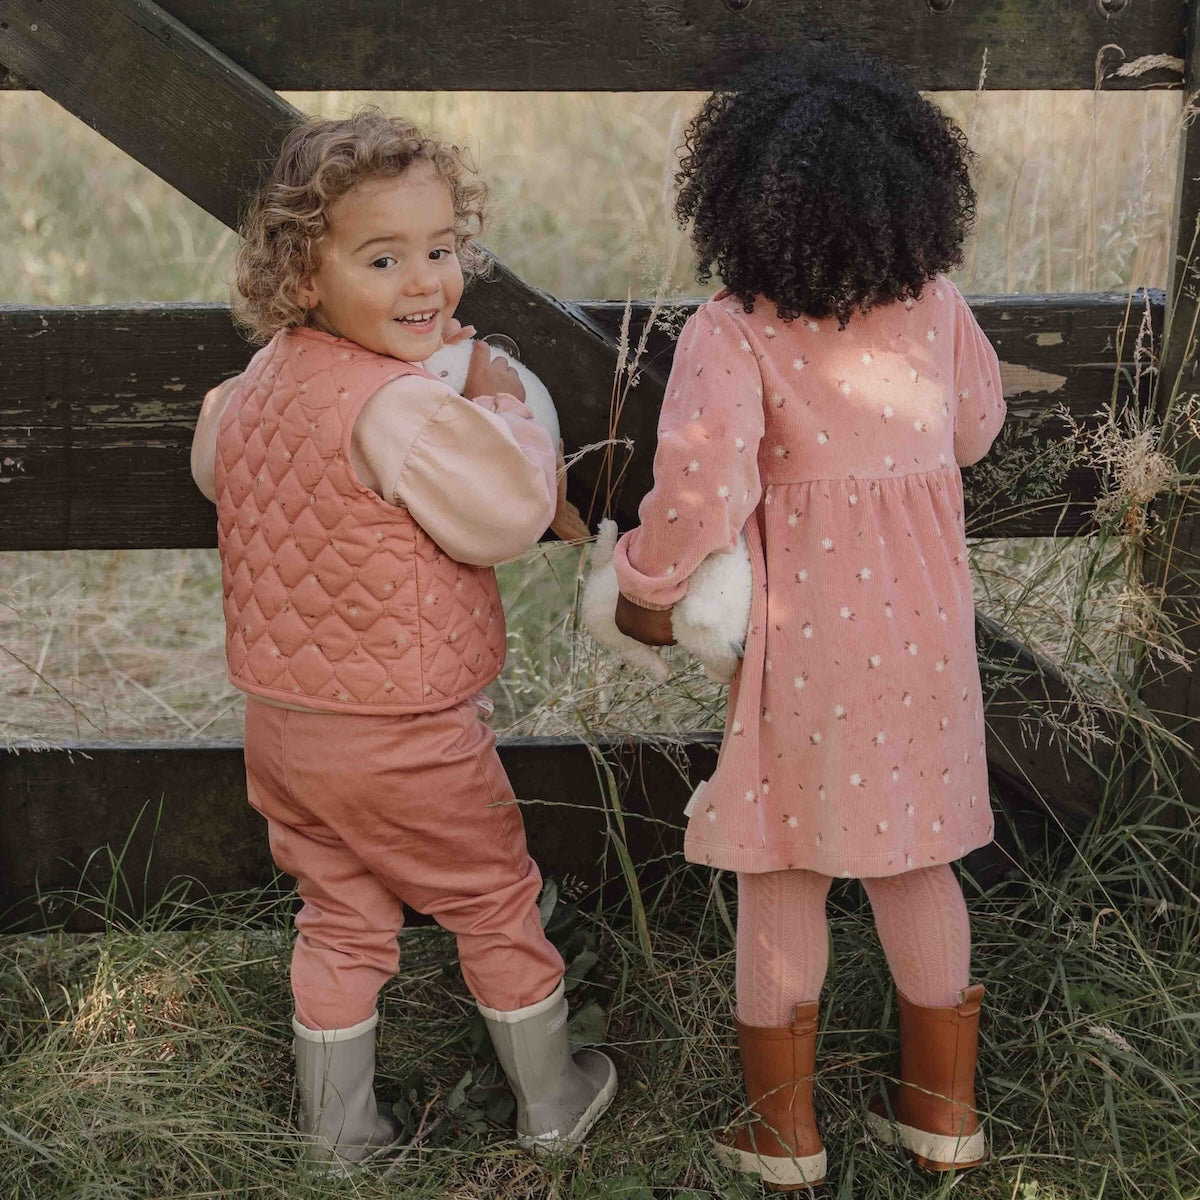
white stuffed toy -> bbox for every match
[424,337,587,543]
[423,338,560,445]
[426,338,753,683]
[581,519,752,685]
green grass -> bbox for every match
[2,805,1197,1200]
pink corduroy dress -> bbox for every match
[614,278,1006,877]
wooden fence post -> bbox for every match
[1141,0,1200,802]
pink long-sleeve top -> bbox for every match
[193,373,556,568]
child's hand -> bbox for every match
[615,594,676,646]
[440,318,476,346]
[462,340,526,405]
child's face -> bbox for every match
[298,166,464,362]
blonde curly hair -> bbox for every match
[232,109,490,343]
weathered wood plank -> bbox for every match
[0,682,1106,932]
[0,292,1161,549]
[1140,2,1200,801]
[1,0,1185,92]
[0,0,668,530]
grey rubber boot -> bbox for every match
[292,1011,401,1168]
[480,981,617,1154]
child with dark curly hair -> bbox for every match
[189,110,615,1167]
[613,44,1004,1188]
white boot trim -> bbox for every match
[865,1108,986,1164]
[714,1139,827,1186]
[292,1010,378,1044]
[477,980,565,1024]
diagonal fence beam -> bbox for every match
[0,0,666,525]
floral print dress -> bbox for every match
[614,278,1005,877]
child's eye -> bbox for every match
[370,256,396,269]
[429,248,452,261]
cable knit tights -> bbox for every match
[735,865,971,1027]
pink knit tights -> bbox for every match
[735,865,971,1026]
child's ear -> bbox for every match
[294,274,319,313]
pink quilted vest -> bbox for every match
[215,325,506,714]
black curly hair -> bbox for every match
[676,43,976,327]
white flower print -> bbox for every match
[873,730,887,746]
[787,511,800,527]
[857,567,872,581]
[902,691,913,706]
[795,568,808,582]
[882,404,894,421]
[927,327,938,342]
[666,507,679,523]
[685,460,700,475]
[735,437,746,452]
[774,444,790,457]
[909,368,919,383]
[848,492,859,506]
[905,801,915,816]
[731,719,743,735]
[862,351,874,364]
[745,789,758,802]
[822,538,834,551]
[905,641,919,656]
[692,407,703,420]
[772,393,786,408]
[935,656,949,673]
[666,563,676,575]
[810,731,823,745]
[706,805,717,822]
[717,484,730,500]
[792,357,808,372]
[806,320,819,332]
[850,773,865,788]
[838,380,851,395]
[739,338,751,351]
[816,431,829,445]
[942,769,951,784]
[877,820,889,833]
[834,704,847,720]
[913,419,926,433]
[784,814,798,827]
[884,602,894,618]
[906,853,914,867]
[765,325,777,338]
[802,622,814,639]
[932,818,943,832]
[938,606,947,622]
[695,363,704,376]
[839,606,854,620]
[868,654,881,669]
[884,455,895,471]
[794,674,808,690]
[933,286,944,301]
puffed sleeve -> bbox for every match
[613,303,765,610]
[353,377,557,567]
[951,286,1006,467]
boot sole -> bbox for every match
[518,1053,618,1156]
[714,1138,827,1188]
[864,1108,986,1170]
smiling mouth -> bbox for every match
[395,311,438,327]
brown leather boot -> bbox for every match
[866,984,987,1171]
[716,1002,826,1190]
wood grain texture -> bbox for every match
[2,0,1185,92]
[0,292,1160,548]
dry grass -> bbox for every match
[0,87,1187,744]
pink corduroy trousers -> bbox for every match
[243,695,564,1030]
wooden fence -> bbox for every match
[0,0,1196,929]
